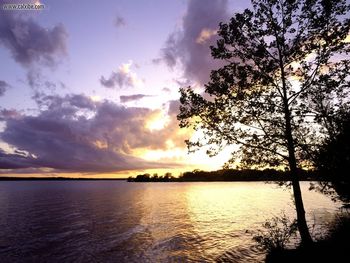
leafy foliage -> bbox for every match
[253,214,298,251]
[178,0,350,169]
[313,108,350,201]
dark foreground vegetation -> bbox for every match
[128,169,319,182]
[265,213,350,263]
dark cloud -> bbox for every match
[0,109,20,121]
[120,94,152,103]
[44,81,57,90]
[26,68,67,91]
[161,33,178,69]
[100,62,142,88]
[161,0,229,84]
[0,80,10,96]
[0,149,39,169]
[0,1,68,68]
[100,74,117,88]
[26,69,41,88]
[0,94,185,173]
[114,16,126,28]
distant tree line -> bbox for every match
[127,169,318,182]
[0,177,126,181]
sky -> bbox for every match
[0,0,250,178]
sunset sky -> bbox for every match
[0,0,250,177]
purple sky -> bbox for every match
[0,0,249,177]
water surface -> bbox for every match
[0,181,340,262]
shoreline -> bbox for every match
[0,177,127,181]
[0,177,328,183]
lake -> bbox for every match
[0,181,340,262]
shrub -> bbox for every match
[253,213,298,252]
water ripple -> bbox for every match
[0,181,340,262]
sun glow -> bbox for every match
[141,148,185,161]
[90,95,101,102]
[93,140,108,149]
[145,112,170,131]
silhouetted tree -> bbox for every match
[314,108,350,201]
[178,0,350,245]
[164,172,172,177]
[135,173,151,182]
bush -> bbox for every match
[253,213,298,252]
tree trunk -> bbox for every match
[278,44,313,245]
[289,156,314,246]
[272,16,313,244]
[284,102,314,246]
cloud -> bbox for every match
[120,94,153,103]
[100,61,143,88]
[162,87,171,93]
[167,100,181,116]
[0,149,38,169]
[151,58,162,65]
[26,69,41,88]
[0,109,20,121]
[0,80,10,96]
[114,16,126,28]
[161,33,178,69]
[0,94,186,173]
[0,2,68,68]
[160,0,229,84]
[196,28,217,44]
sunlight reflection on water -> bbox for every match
[0,181,340,262]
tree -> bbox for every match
[314,108,350,201]
[178,0,350,246]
